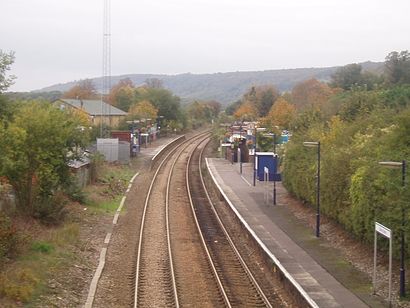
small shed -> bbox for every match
[68,157,91,188]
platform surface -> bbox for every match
[207,158,386,308]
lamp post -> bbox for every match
[379,160,407,297]
[157,115,164,138]
[253,124,257,186]
[273,133,276,154]
[303,141,321,238]
[239,123,243,174]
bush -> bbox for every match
[0,268,39,302]
[0,212,17,260]
[32,194,67,225]
[64,181,86,204]
[31,241,54,254]
[283,91,410,256]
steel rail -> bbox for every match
[197,138,273,307]
[134,131,210,308]
[187,140,272,307]
[185,136,232,308]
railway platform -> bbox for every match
[206,158,386,308]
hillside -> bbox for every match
[38,61,383,106]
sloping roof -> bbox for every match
[57,99,127,116]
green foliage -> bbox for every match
[243,85,280,117]
[31,241,54,254]
[0,50,16,93]
[186,100,220,128]
[225,100,242,115]
[5,91,62,102]
[136,87,182,121]
[283,90,410,256]
[384,50,410,85]
[330,63,383,91]
[32,193,68,225]
[0,101,89,219]
[64,181,87,204]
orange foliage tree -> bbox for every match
[62,79,98,99]
[108,78,135,110]
[291,78,336,110]
[243,85,280,117]
[234,101,257,121]
[263,97,296,129]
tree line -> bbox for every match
[224,50,410,256]
[0,50,220,222]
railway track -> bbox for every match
[133,131,210,307]
[187,137,274,307]
[133,131,290,307]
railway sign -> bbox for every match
[375,222,391,239]
[373,222,392,306]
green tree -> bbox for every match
[330,64,363,90]
[0,50,16,93]
[225,100,242,115]
[0,101,89,218]
[243,85,280,117]
[129,100,158,120]
[108,78,135,110]
[135,87,183,122]
[384,50,410,85]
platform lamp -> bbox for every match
[379,160,407,297]
[303,141,321,238]
[253,124,257,186]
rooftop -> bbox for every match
[57,99,127,116]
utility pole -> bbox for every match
[101,0,111,137]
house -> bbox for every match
[54,99,127,128]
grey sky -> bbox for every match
[2,0,410,92]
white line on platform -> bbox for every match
[84,247,107,308]
[104,233,112,244]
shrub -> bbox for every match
[32,194,67,225]
[0,212,17,260]
[31,241,54,254]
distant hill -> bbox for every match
[37,61,384,106]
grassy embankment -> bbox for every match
[0,162,136,306]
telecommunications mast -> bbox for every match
[101,0,111,137]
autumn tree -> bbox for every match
[243,85,280,117]
[264,97,296,129]
[62,79,98,99]
[233,101,257,121]
[135,87,182,121]
[291,78,335,110]
[128,100,158,120]
[225,100,242,115]
[204,100,222,117]
[108,78,134,109]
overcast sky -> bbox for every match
[2,0,410,92]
